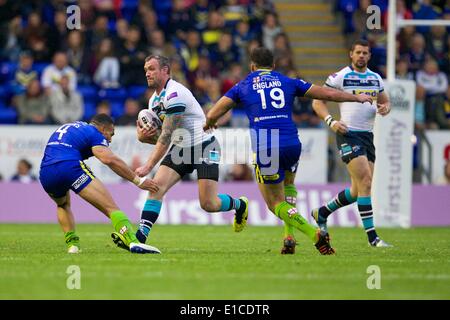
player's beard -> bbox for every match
[355,60,367,69]
[147,78,160,89]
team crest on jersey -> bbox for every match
[253,76,261,83]
[330,73,338,78]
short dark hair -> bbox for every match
[351,39,370,51]
[90,113,114,126]
[145,54,171,74]
[250,47,274,69]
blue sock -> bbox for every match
[357,196,378,243]
[136,199,162,243]
[218,194,241,211]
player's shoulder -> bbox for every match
[164,79,190,101]
[365,68,384,80]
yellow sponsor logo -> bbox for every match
[262,174,280,181]
[352,89,378,99]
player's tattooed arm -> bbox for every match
[158,113,183,146]
[135,114,183,177]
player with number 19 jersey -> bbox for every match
[225,69,313,184]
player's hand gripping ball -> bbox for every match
[138,109,162,130]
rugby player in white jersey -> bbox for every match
[311,40,392,247]
[111,55,248,250]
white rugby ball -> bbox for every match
[138,109,162,130]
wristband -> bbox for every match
[324,115,334,127]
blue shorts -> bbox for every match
[39,160,95,198]
[253,144,301,184]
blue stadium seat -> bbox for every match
[0,108,18,124]
[110,101,125,119]
[0,62,17,82]
[33,62,50,75]
[82,101,97,122]
[98,88,127,102]
[78,85,98,101]
[127,85,147,99]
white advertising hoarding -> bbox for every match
[372,80,415,227]
[0,127,328,183]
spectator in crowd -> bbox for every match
[407,33,428,73]
[86,15,111,49]
[273,33,293,64]
[148,29,177,58]
[169,56,189,88]
[140,9,160,44]
[49,75,84,124]
[114,18,129,48]
[116,98,141,126]
[436,160,450,185]
[221,63,243,94]
[168,0,192,42]
[190,0,215,32]
[221,0,248,29]
[261,12,282,51]
[93,38,120,88]
[209,32,240,72]
[118,25,147,86]
[425,26,449,71]
[416,59,448,128]
[23,11,51,60]
[96,100,112,117]
[396,58,415,81]
[41,52,77,94]
[65,30,91,85]
[11,159,37,183]
[188,54,219,99]
[249,0,274,34]
[179,29,207,73]
[202,79,232,127]
[10,51,37,95]
[0,16,22,62]
[202,11,225,48]
[47,10,69,55]
[14,79,51,124]
[234,20,254,61]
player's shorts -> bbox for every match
[160,136,220,181]
[39,160,95,198]
[253,143,301,184]
[336,131,375,164]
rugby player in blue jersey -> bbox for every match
[311,40,392,247]
[39,114,161,254]
[204,47,373,255]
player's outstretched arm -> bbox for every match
[312,99,348,134]
[92,145,159,192]
[306,85,373,104]
[135,113,183,177]
[136,120,160,144]
[204,96,235,131]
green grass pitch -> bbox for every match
[0,224,449,299]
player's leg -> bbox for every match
[346,155,381,244]
[257,181,334,254]
[311,176,358,232]
[197,178,248,232]
[135,165,181,243]
[77,178,160,253]
[281,170,297,254]
[366,161,392,247]
[52,192,80,253]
